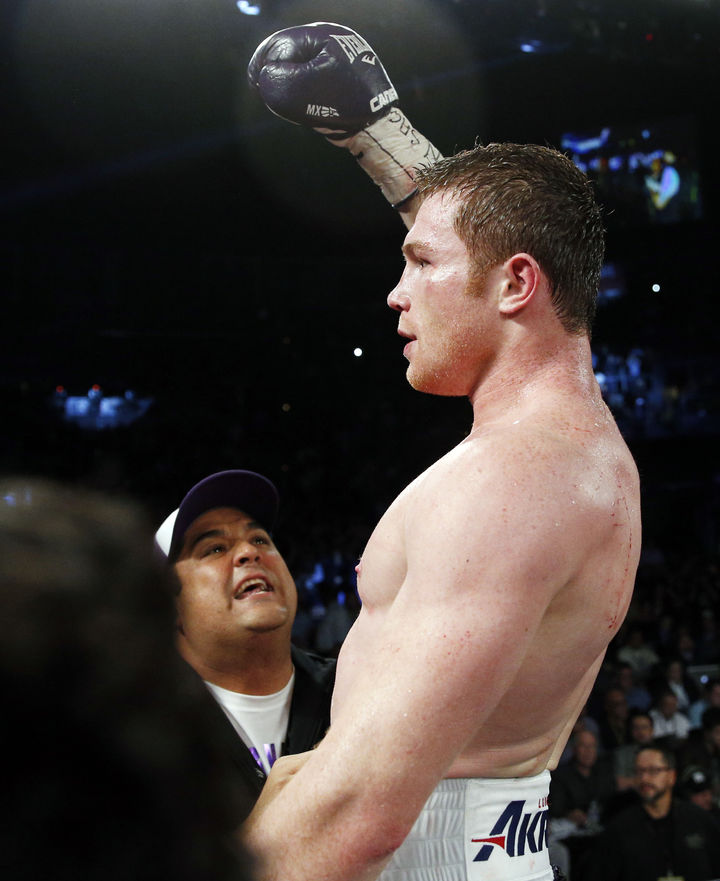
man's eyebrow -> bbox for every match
[186,528,225,555]
[401,239,434,259]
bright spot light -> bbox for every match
[281,402,291,412]
[652,283,661,293]
[237,1,261,14]
[353,347,363,358]
[520,43,536,53]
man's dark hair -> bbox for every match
[415,142,605,335]
[635,743,677,770]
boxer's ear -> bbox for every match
[498,253,541,316]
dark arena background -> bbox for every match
[2,0,719,621]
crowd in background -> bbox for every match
[593,344,720,440]
[545,549,720,879]
[285,539,720,879]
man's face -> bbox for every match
[634,750,676,806]
[659,693,678,719]
[574,731,598,770]
[605,689,627,720]
[630,716,654,745]
[174,507,297,654]
[386,191,501,397]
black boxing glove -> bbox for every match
[247,21,397,134]
[248,21,442,213]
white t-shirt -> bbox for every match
[649,707,691,740]
[206,672,295,774]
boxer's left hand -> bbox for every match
[248,21,443,221]
[247,21,397,137]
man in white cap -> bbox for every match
[155,470,335,822]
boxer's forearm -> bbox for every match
[242,767,400,881]
[330,107,443,226]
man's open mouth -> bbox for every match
[234,578,274,599]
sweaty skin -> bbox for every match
[243,192,641,881]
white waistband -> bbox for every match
[378,774,553,881]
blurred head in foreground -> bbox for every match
[0,477,253,881]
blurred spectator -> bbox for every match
[585,744,720,881]
[688,677,720,729]
[695,610,720,666]
[651,657,698,713]
[550,730,617,829]
[649,689,691,745]
[654,612,677,656]
[614,661,652,711]
[557,703,601,766]
[290,595,316,650]
[674,625,698,667]
[613,710,655,790]
[616,625,660,682]
[596,686,630,753]
[0,477,253,881]
[314,583,358,658]
[678,706,720,805]
[549,729,616,881]
[678,766,719,816]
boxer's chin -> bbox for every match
[406,364,466,398]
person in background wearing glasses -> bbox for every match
[586,744,720,881]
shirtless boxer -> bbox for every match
[244,24,641,881]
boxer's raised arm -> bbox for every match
[247,22,442,228]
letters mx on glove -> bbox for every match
[247,21,398,134]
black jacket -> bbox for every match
[586,797,720,881]
[549,758,617,821]
[197,645,336,823]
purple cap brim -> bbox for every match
[165,470,279,562]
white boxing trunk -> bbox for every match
[378,773,553,881]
